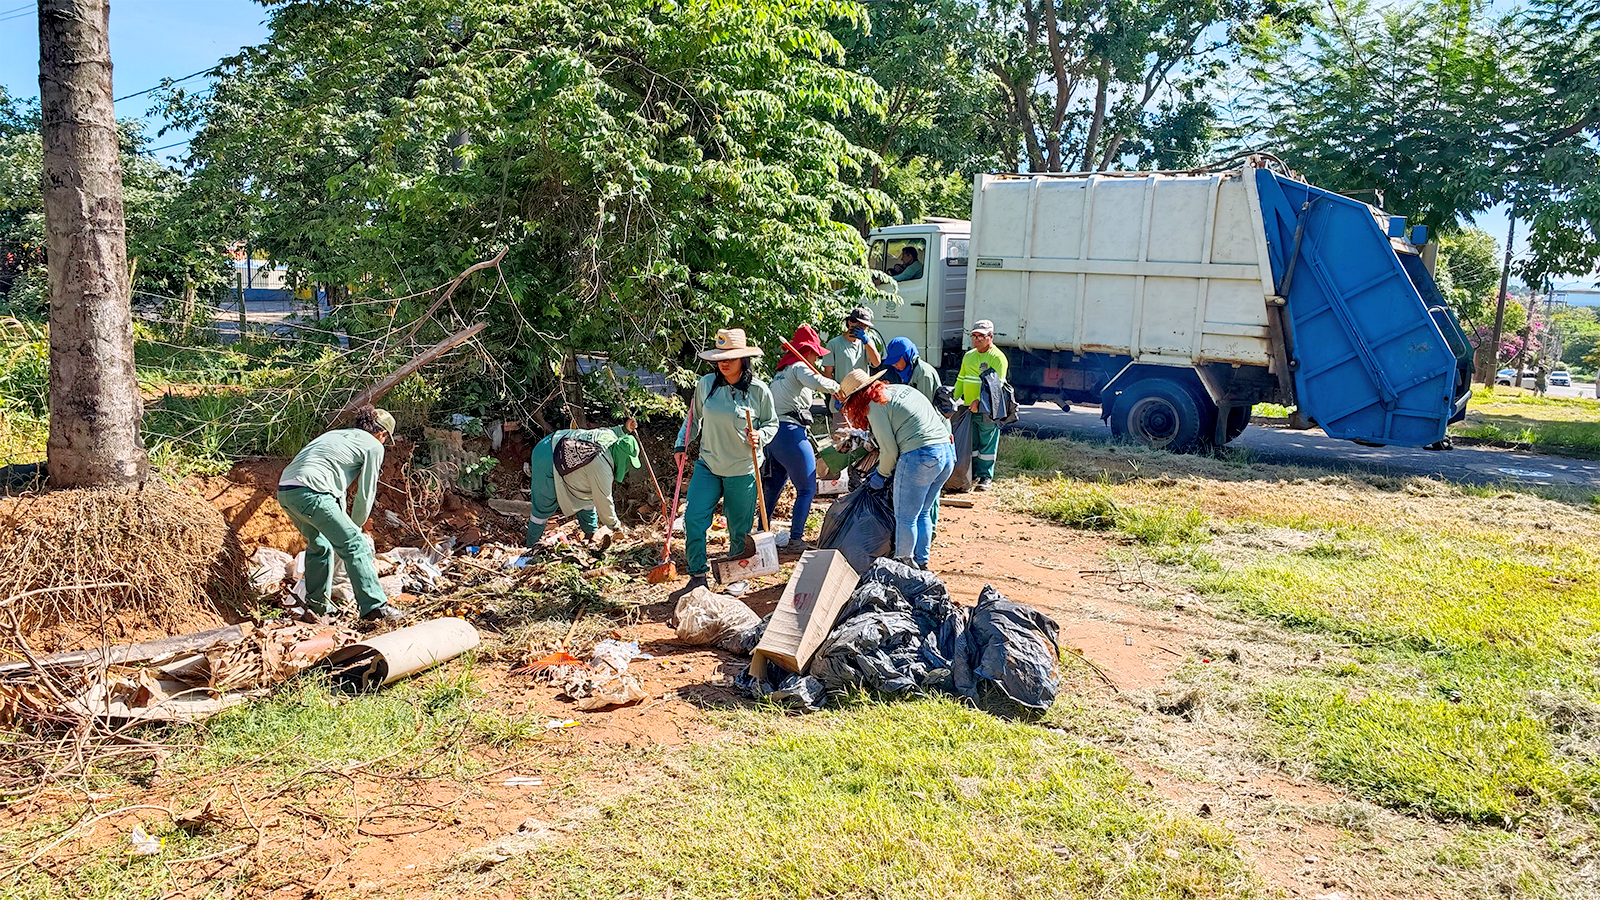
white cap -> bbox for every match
[971,319,995,336]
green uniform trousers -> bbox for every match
[683,460,757,577]
[525,507,598,546]
[277,487,387,616]
[973,418,1000,479]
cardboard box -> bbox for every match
[749,549,858,681]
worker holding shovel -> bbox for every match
[674,328,777,594]
[525,422,641,550]
[276,406,406,626]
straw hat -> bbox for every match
[698,328,765,361]
[835,368,884,400]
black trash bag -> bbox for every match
[809,564,970,698]
[734,667,826,711]
[817,479,896,573]
[858,557,951,608]
[966,584,1061,715]
[809,609,929,697]
[979,365,1018,425]
[932,384,958,417]
[946,409,974,492]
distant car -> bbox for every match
[1496,368,1516,386]
[1549,371,1571,387]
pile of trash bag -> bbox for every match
[738,558,1060,717]
[945,409,975,492]
[816,479,897,572]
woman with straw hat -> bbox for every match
[764,324,839,552]
[835,369,954,570]
[674,328,778,592]
[277,405,406,626]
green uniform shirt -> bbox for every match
[906,358,942,406]
[821,334,880,378]
[769,362,839,419]
[278,428,385,526]
[955,346,1008,405]
[868,384,952,477]
[676,373,778,477]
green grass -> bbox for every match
[520,699,1259,900]
[996,436,1600,828]
[1451,386,1600,456]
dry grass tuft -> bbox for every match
[0,484,256,653]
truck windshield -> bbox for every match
[870,238,926,282]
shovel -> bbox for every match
[647,397,694,584]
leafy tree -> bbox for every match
[168,0,889,404]
[1257,0,1521,230]
[1434,227,1500,328]
[984,0,1309,174]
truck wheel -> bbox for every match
[1109,379,1207,453]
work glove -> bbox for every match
[867,471,886,490]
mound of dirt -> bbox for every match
[0,484,254,653]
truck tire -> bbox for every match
[1108,378,1207,453]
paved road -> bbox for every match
[1011,403,1600,490]
[1499,378,1597,400]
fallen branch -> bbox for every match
[390,249,506,349]
[331,321,488,425]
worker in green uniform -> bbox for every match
[525,423,641,549]
[820,306,882,381]
[954,319,1008,491]
[675,328,777,593]
[882,336,942,405]
[276,406,405,625]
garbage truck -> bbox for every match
[862,160,1474,452]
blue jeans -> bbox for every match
[892,442,956,566]
[763,421,817,540]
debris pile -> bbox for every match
[525,638,652,710]
[734,556,1061,716]
[0,485,254,653]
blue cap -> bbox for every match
[883,336,918,369]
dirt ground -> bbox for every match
[5,481,1486,900]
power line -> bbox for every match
[114,68,212,103]
[0,7,36,24]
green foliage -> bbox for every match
[530,699,1260,899]
[1434,228,1501,328]
[170,0,891,404]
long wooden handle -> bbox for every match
[780,338,828,381]
[746,410,770,533]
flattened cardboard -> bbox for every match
[749,549,857,681]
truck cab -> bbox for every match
[862,220,971,375]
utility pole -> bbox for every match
[1483,211,1516,385]
[39,0,149,487]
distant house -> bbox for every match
[230,259,295,303]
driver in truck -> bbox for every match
[891,246,923,282]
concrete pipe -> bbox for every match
[328,617,479,691]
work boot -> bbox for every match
[684,574,708,593]
[361,604,407,626]
[289,605,334,627]
[973,477,992,492]
[786,537,811,553]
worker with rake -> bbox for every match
[276,406,406,626]
[525,422,642,549]
[673,328,777,593]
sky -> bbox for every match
[0,0,1593,288]
[0,0,270,162]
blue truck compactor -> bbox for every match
[1255,169,1474,448]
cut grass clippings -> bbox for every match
[996,434,1600,829]
[1452,385,1600,457]
[521,699,1259,900]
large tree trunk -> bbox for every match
[39,0,148,487]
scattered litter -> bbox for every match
[502,777,544,787]
[456,818,556,870]
[329,617,480,691]
[128,825,161,856]
[544,719,578,730]
[542,640,650,710]
[249,547,294,593]
[968,585,1061,714]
